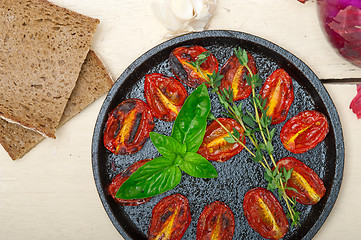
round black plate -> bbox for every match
[92,30,344,240]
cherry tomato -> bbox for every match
[108,159,152,206]
[243,187,289,240]
[103,98,155,155]
[197,118,245,162]
[276,157,326,205]
[260,69,294,125]
[169,45,219,88]
[148,194,191,240]
[219,52,258,101]
[280,110,329,154]
[196,201,235,240]
[144,73,188,122]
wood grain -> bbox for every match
[0,1,360,240]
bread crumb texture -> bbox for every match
[0,0,99,138]
[0,50,113,160]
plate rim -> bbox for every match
[92,30,344,240]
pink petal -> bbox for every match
[350,84,361,119]
[328,6,361,63]
[329,6,361,43]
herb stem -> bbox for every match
[195,60,259,153]
[250,87,279,169]
[234,114,259,149]
[284,192,297,223]
[214,118,255,158]
[191,49,300,226]
[251,88,269,149]
[235,48,300,226]
[262,155,272,171]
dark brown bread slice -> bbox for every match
[0,0,99,138]
[0,50,113,160]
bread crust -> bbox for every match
[0,50,113,160]
[0,0,99,138]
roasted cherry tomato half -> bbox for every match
[169,45,219,88]
[280,110,329,154]
[276,157,326,205]
[148,194,191,240]
[103,98,155,155]
[108,159,152,206]
[260,69,294,125]
[144,73,188,122]
[219,52,258,101]
[243,187,289,240]
[197,118,245,162]
[196,201,235,240]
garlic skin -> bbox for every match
[151,0,217,37]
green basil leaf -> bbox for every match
[149,132,183,159]
[179,152,218,178]
[116,157,181,199]
[172,84,210,152]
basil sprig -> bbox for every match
[116,84,218,200]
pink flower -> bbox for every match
[350,85,361,119]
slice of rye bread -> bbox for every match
[0,50,114,160]
[0,0,99,138]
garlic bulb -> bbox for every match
[151,0,217,37]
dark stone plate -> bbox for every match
[92,30,344,240]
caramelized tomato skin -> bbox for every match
[276,157,326,205]
[197,118,245,162]
[169,45,219,88]
[148,194,191,240]
[280,110,329,154]
[108,159,152,206]
[144,73,188,122]
[260,69,294,125]
[196,201,235,240]
[103,98,155,155]
[243,188,289,240]
[219,52,258,101]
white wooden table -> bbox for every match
[1,0,361,239]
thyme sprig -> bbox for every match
[189,48,300,226]
[188,51,211,71]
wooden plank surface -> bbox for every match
[1,0,361,239]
